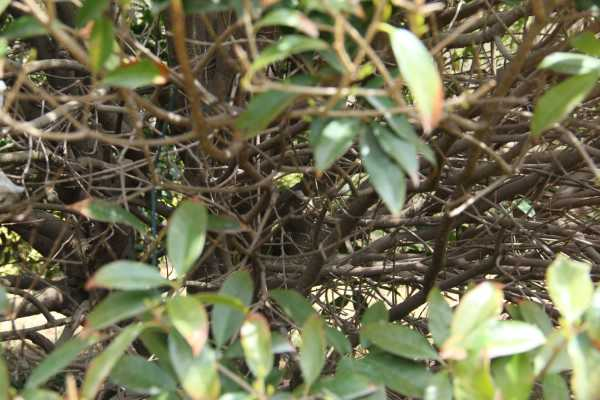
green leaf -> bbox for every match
[533,330,571,375]
[424,372,452,400]
[167,296,209,356]
[89,17,115,73]
[381,26,443,133]
[102,59,168,89]
[0,286,8,315]
[361,322,438,361]
[325,326,352,355]
[518,300,553,336]
[240,313,273,380]
[585,287,600,341]
[0,0,10,15]
[361,301,389,325]
[531,72,600,136]
[235,90,299,138]
[110,355,177,395]
[26,335,98,389]
[492,354,534,400]
[87,261,170,291]
[539,52,600,75]
[250,35,328,73]
[69,198,147,235]
[568,333,600,400]
[20,389,62,400]
[194,293,248,313]
[167,200,208,278]
[207,214,246,233]
[256,9,319,38]
[546,254,594,323]
[76,0,111,27]
[87,291,160,330]
[542,373,570,400]
[139,328,177,378]
[453,353,494,400]
[314,371,385,400]
[169,332,220,400]
[300,315,327,388]
[310,118,363,171]
[466,321,545,359]
[0,354,9,400]
[371,124,419,186]
[1,17,47,40]
[571,32,600,57]
[270,289,316,325]
[212,271,253,348]
[360,129,407,215]
[81,323,145,400]
[427,288,453,346]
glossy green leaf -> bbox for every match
[167,296,209,356]
[539,52,600,75]
[256,9,318,38]
[585,287,600,341]
[250,35,328,73]
[424,372,452,400]
[240,313,273,380]
[167,200,208,278]
[26,335,98,389]
[76,0,111,27]
[371,123,419,186]
[492,354,534,400]
[81,323,145,400]
[212,270,253,348]
[542,373,570,400]
[169,332,220,400]
[361,322,438,361]
[360,129,407,215]
[571,32,600,57]
[381,25,443,133]
[89,17,115,73]
[102,59,168,89]
[531,72,600,136]
[427,288,453,346]
[69,198,147,235]
[235,90,299,138]
[270,289,316,325]
[1,17,46,40]
[466,321,545,359]
[87,261,170,291]
[87,291,160,330]
[546,254,593,323]
[568,333,600,400]
[110,355,177,395]
[519,300,553,335]
[300,315,326,387]
[207,213,246,233]
[310,118,363,171]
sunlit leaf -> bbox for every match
[256,9,319,38]
[212,271,253,348]
[539,52,600,75]
[310,118,363,171]
[568,333,600,400]
[86,261,170,291]
[250,35,328,73]
[585,288,600,341]
[87,291,160,330]
[300,315,326,387]
[89,17,115,73]
[102,59,168,89]
[167,296,209,356]
[546,254,593,323]
[68,198,147,235]
[492,354,534,400]
[167,200,208,278]
[427,288,453,346]
[518,300,553,335]
[571,32,600,57]
[240,313,273,380]
[1,17,47,40]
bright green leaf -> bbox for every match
[0,0,10,15]
[361,322,438,361]
[167,200,208,278]
[240,313,273,380]
[89,17,115,73]
[69,198,147,235]
[310,118,363,171]
[110,355,177,395]
[87,291,160,330]
[20,389,62,400]
[87,261,170,291]
[102,59,168,89]
[453,353,495,400]
[300,315,326,387]
[466,321,545,359]
[427,288,453,346]
[571,32,600,57]
[450,282,503,339]
[167,296,209,356]
[212,270,253,348]
[250,35,328,73]
[256,9,319,38]
[492,354,534,400]
[585,287,600,341]
[539,52,600,75]
[533,329,571,375]
[546,254,593,323]
[1,17,46,40]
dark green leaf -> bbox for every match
[167,296,209,356]
[424,372,452,400]
[235,90,299,138]
[240,313,273,380]
[167,200,208,278]
[212,270,253,348]
[270,289,316,325]
[87,261,170,291]
[325,326,352,355]
[250,35,328,73]
[361,322,438,361]
[310,118,363,171]
[492,354,534,400]
[542,373,570,400]
[546,254,593,323]
[110,355,177,395]
[539,52,600,75]
[256,9,318,38]
[314,371,384,400]
[87,291,160,330]
[300,315,326,387]
[361,301,389,326]
[519,300,553,335]
[207,214,246,233]
[531,72,600,136]
[20,389,62,400]
[81,323,145,399]
[371,123,419,186]
[360,129,407,215]
[89,17,115,73]
[76,0,111,27]
[69,198,147,235]
[102,59,168,89]
[1,17,46,40]
[427,288,452,346]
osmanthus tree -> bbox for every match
[0,0,600,398]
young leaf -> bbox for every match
[86,261,170,291]
[531,72,600,136]
[250,35,328,73]
[212,270,253,348]
[546,254,593,323]
[361,322,438,361]
[585,287,600,341]
[453,353,495,400]
[542,373,570,400]
[450,282,503,339]
[371,123,419,186]
[81,323,145,400]
[110,355,177,395]
[360,129,407,215]
[538,52,600,75]
[102,59,168,89]
[76,0,111,27]
[68,198,147,235]
[86,291,160,330]
[240,313,273,380]
[89,17,115,73]
[167,296,209,356]
[167,200,208,278]
[26,335,99,389]
[0,16,47,40]
[300,315,326,388]
[256,9,319,38]
[568,333,600,400]
[424,372,452,400]
[533,330,572,375]
[427,288,453,346]
[310,118,363,171]
[469,321,545,359]
[381,25,444,133]
[492,354,534,400]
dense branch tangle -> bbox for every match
[1,0,599,355]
